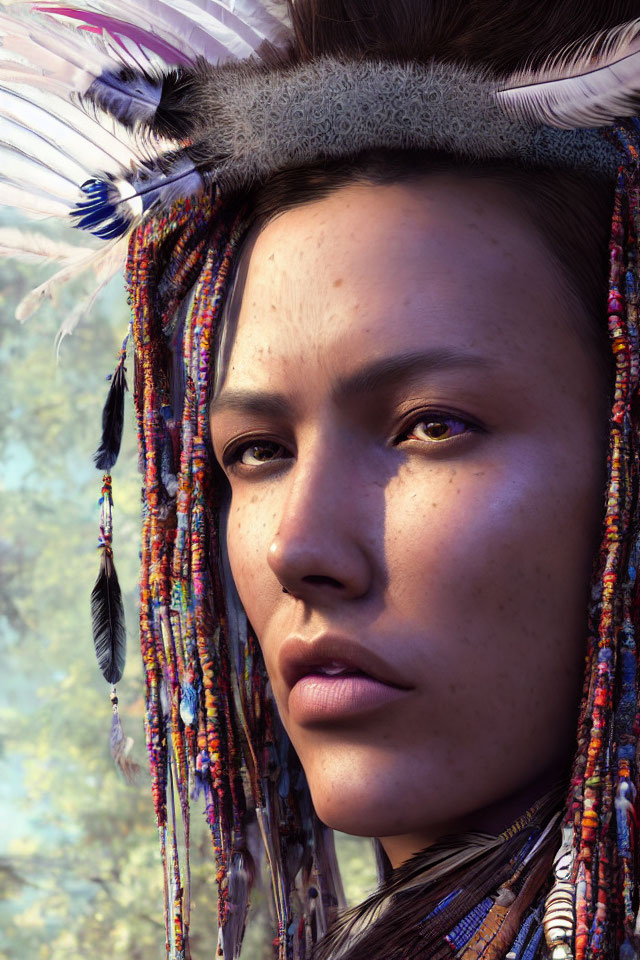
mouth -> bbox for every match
[281,640,411,690]
[287,671,408,724]
[279,635,413,724]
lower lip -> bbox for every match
[288,673,408,723]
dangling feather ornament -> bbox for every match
[496,17,640,128]
[94,337,129,471]
[91,475,126,685]
[110,688,141,783]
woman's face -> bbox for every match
[209,175,609,869]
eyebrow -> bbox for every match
[209,348,495,418]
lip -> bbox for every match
[279,634,413,693]
[288,673,409,724]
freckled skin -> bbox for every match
[209,176,610,869]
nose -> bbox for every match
[267,430,376,604]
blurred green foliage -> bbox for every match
[0,217,377,960]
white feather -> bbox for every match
[14,238,125,322]
[77,0,255,61]
[0,11,110,89]
[89,0,294,52]
[27,0,292,66]
[0,144,82,201]
[140,0,259,58]
[53,238,127,349]
[0,113,91,185]
[0,77,148,167]
[0,182,70,218]
[166,0,291,52]
[0,226,90,264]
[227,0,293,38]
[496,17,640,129]
[0,0,293,329]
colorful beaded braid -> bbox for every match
[538,121,640,960]
[126,186,345,960]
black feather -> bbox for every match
[94,361,127,471]
[152,67,200,140]
[91,548,126,684]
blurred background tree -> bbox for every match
[0,212,377,960]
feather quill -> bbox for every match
[496,17,640,129]
[91,547,126,685]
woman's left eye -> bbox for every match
[396,413,473,444]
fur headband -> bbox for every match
[110,56,621,192]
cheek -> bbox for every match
[385,443,603,702]
[226,492,277,626]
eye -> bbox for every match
[396,412,475,445]
[224,438,290,469]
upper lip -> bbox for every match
[279,634,413,692]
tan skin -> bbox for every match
[209,176,609,869]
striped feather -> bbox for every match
[496,17,640,129]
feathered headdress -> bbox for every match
[4,3,640,959]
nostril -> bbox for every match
[302,574,344,588]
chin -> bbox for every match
[302,755,429,840]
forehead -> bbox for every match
[217,176,592,398]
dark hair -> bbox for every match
[232,0,640,403]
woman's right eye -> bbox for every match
[225,439,290,469]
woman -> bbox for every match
[3,0,640,957]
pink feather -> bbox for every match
[34,7,195,66]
